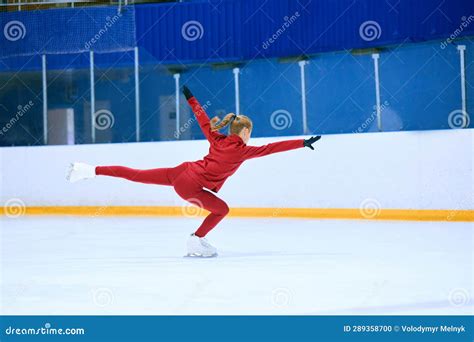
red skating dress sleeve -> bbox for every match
[187,97,225,142]
[240,139,305,160]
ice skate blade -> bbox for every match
[184,253,218,258]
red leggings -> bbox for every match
[95,163,229,237]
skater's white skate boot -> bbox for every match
[66,162,96,183]
[186,234,218,257]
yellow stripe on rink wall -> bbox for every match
[2,206,473,222]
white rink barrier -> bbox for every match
[0,129,473,217]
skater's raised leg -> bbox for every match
[95,165,173,186]
[67,162,190,186]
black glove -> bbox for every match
[303,136,321,150]
[182,85,193,100]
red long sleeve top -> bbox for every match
[186,96,304,193]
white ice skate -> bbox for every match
[66,162,96,183]
[186,234,218,258]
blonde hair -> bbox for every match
[211,113,253,135]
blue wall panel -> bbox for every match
[1,0,473,69]
[135,1,241,64]
[135,0,474,64]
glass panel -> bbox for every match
[1,39,471,147]
[240,59,302,137]
[0,55,43,147]
[179,66,234,140]
[379,41,462,131]
[94,51,136,144]
[464,39,473,129]
[46,53,91,145]
[139,64,175,142]
[306,52,376,134]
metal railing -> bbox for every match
[0,0,177,11]
[0,0,127,11]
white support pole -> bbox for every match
[90,51,96,143]
[457,45,467,123]
[134,47,140,142]
[42,55,48,145]
[372,53,382,131]
[233,67,240,115]
[298,60,308,134]
[174,73,180,139]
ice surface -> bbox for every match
[1,216,473,315]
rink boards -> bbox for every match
[1,129,473,221]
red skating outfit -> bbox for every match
[96,96,304,237]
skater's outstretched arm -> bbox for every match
[242,136,321,160]
[183,86,219,141]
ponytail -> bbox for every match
[211,113,236,131]
[211,113,253,135]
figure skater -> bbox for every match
[67,86,321,257]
